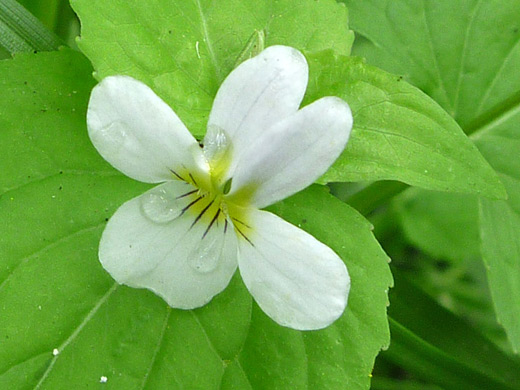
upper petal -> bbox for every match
[236,209,350,330]
[227,97,353,208]
[87,76,208,183]
[204,46,308,173]
[99,181,238,309]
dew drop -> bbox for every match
[140,187,185,224]
[96,122,127,149]
[188,233,224,274]
[203,125,229,162]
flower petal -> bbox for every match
[87,76,208,183]
[228,97,353,208]
[237,209,350,330]
[204,46,308,171]
[99,181,238,309]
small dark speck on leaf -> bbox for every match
[59,171,63,174]
[436,260,450,271]
[168,30,172,34]
[301,219,307,224]
[41,109,47,113]
[514,28,519,33]
[58,186,63,190]
[23,81,27,85]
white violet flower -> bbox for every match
[87,45,353,330]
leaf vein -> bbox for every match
[140,307,173,390]
[32,283,118,390]
[0,223,105,291]
[0,352,48,379]
[194,0,221,82]
[421,1,452,111]
[0,170,121,198]
[476,36,520,115]
[190,311,223,360]
[452,0,482,115]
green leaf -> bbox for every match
[341,181,409,216]
[71,0,504,199]
[16,0,62,31]
[342,0,520,351]
[0,0,62,54]
[16,0,81,48]
[395,190,480,263]
[477,123,520,353]
[0,50,391,389]
[266,185,393,390]
[342,0,520,131]
[304,52,505,199]
[384,271,520,390]
[70,0,354,138]
[371,377,442,390]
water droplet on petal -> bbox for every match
[140,187,184,224]
[188,232,224,273]
[204,125,229,162]
[96,122,127,148]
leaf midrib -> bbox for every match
[32,283,119,390]
[0,169,121,198]
[0,223,105,291]
[193,0,221,82]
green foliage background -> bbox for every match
[0,0,519,389]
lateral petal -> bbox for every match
[99,181,238,309]
[87,76,208,183]
[237,209,350,330]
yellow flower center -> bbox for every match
[168,156,253,244]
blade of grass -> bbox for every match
[0,0,62,54]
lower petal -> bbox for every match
[237,209,350,330]
[99,181,238,309]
